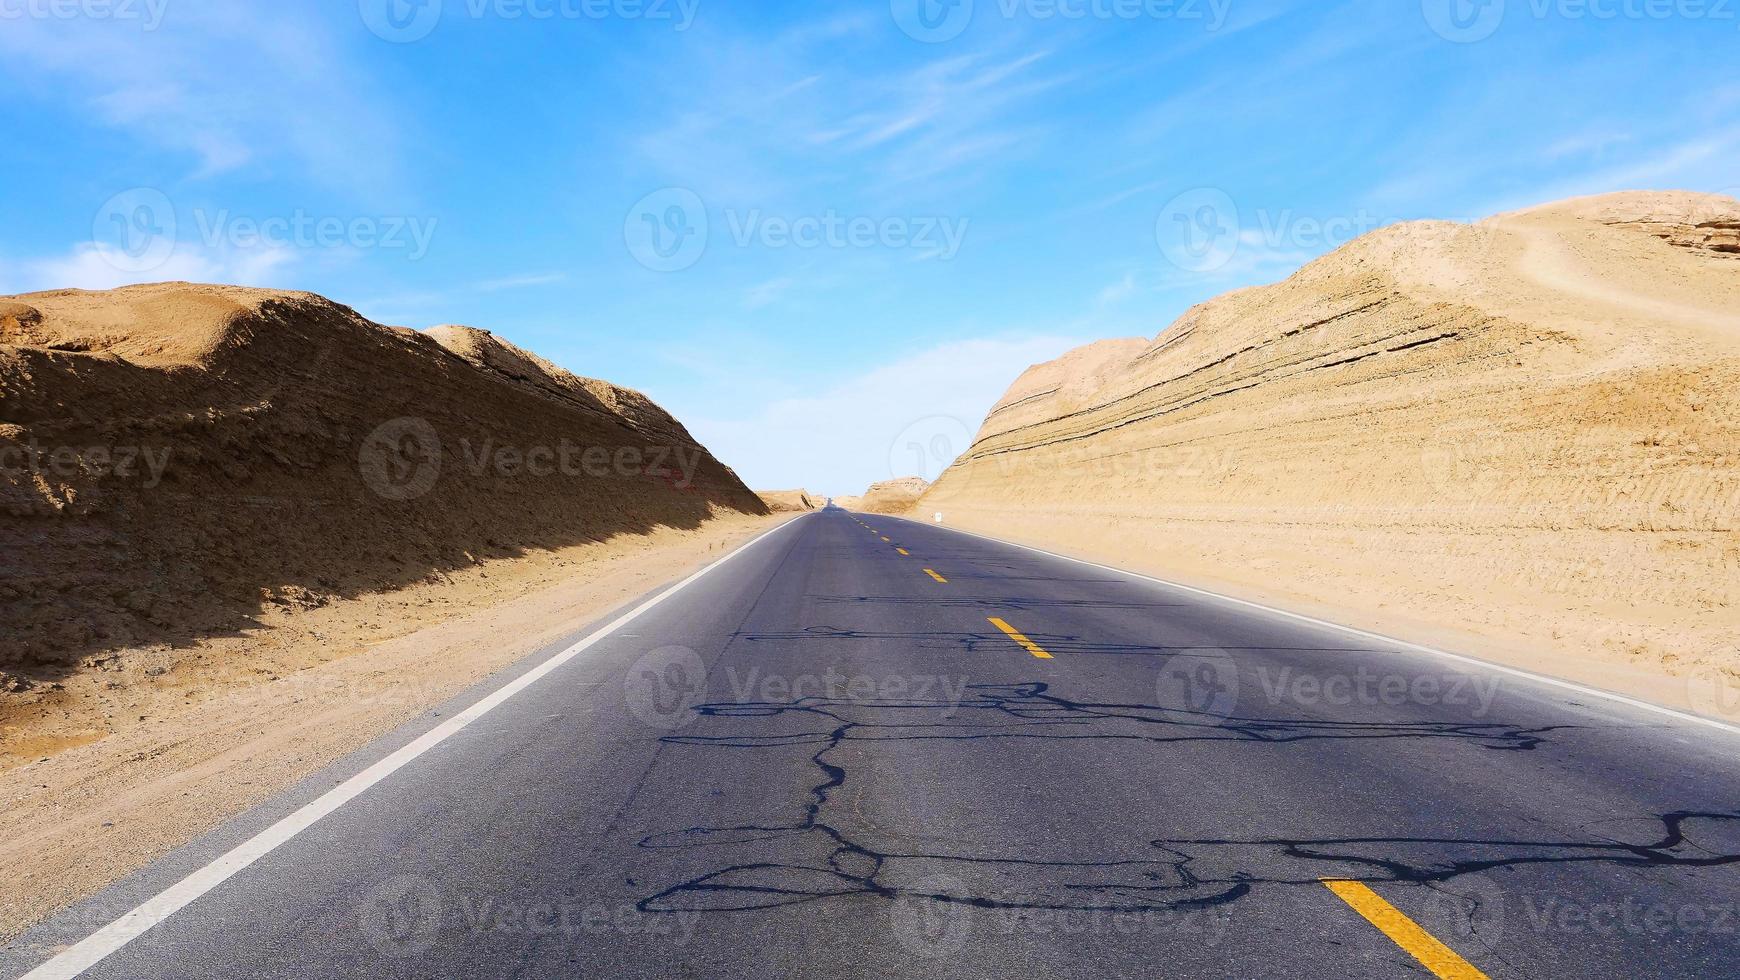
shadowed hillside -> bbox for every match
[0,283,766,682]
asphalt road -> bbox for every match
[9,507,1740,979]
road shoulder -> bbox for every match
[0,512,801,946]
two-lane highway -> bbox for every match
[9,507,1740,978]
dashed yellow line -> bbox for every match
[1322,880,1490,980]
[881,536,892,543]
[987,617,1053,660]
[897,548,910,556]
[924,568,948,583]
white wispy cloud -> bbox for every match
[1075,179,1176,215]
[1518,129,1740,203]
[1466,126,1740,219]
[9,242,296,294]
[349,274,578,326]
[0,6,404,191]
[743,276,798,310]
[1095,271,1140,307]
[474,273,569,293]
[1540,130,1636,161]
[631,26,1065,207]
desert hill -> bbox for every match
[0,282,766,682]
[841,476,930,514]
[918,190,1740,708]
[757,489,824,512]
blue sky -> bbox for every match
[3,0,1736,496]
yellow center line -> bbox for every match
[1322,880,1490,980]
[987,617,1054,660]
[924,568,948,583]
[881,536,891,543]
[897,548,910,556]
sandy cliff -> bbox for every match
[844,476,930,514]
[757,489,823,512]
[919,190,1740,711]
[0,282,780,938]
[0,283,766,686]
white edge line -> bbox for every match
[916,517,1740,739]
[22,515,809,980]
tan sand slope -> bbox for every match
[757,488,824,512]
[919,190,1740,714]
[844,476,930,514]
[0,282,766,688]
